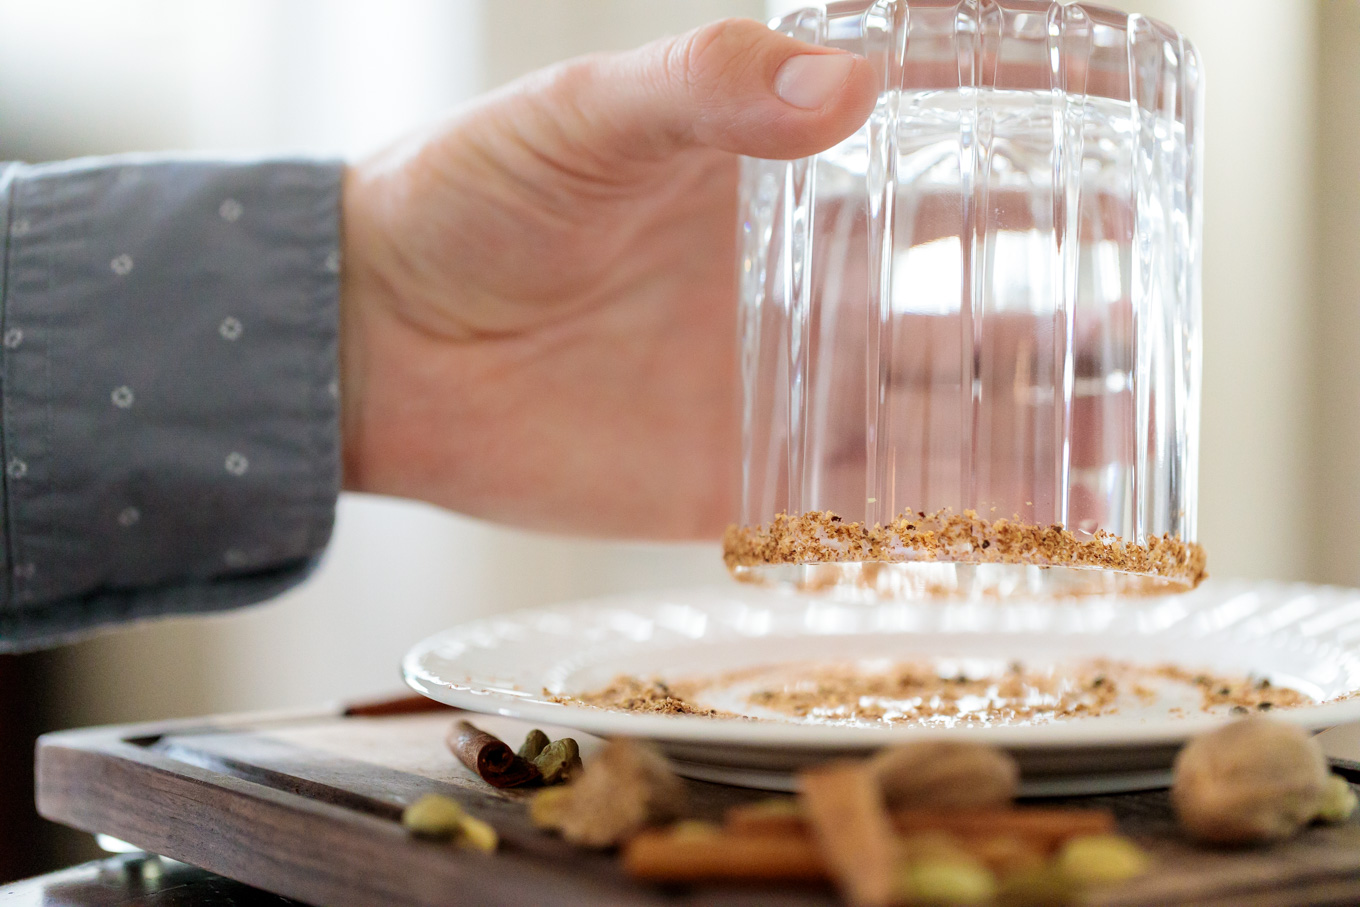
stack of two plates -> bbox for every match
[403,580,1360,795]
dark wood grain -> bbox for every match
[32,708,1360,907]
[36,714,825,907]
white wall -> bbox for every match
[1311,0,1360,585]
[1099,1,1321,583]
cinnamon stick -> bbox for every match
[622,827,1046,884]
[343,693,453,717]
[725,802,806,836]
[799,763,898,907]
[727,802,1115,853]
[623,831,828,883]
[447,720,540,788]
[892,807,1116,852]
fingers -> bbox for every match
[537,18,879,165]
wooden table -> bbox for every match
[24,698,1360,906]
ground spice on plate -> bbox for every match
[554,659,1310,727]
[549,676,739,718]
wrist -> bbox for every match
[336,156,484,506]
[338,163,383,495]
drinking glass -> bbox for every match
[726,0,1204,597]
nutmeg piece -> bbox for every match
[544,739,687,848]
[1171,717,1329,845]
[870,740,1019,810]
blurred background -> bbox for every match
[1,0,1357,882]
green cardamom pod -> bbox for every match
[517,728,550,761]
[534,737,582,784]
[402,794,467,838]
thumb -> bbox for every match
[537,18,879,164]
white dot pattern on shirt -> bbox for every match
[4,160,344,622]
[328,379,339,399]
[224,549,249,567]
[11,218,30,237]
[12,563,35,580]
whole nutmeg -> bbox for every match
[1171,717,1329,844]
[871,740,1019,809]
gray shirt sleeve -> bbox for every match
[0,154,342,651]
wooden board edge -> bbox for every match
[36,707,345,750]
[34,733,637,907]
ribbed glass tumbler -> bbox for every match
[725,0,1204,597]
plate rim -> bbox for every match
[402,580,1360,751]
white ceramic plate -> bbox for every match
[403,580,1360,795]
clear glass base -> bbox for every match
[731,561,1190,601]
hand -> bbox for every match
[340,18,876,539]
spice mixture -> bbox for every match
[550,676,738,718]
[723,509,1208,592]
[556,659,1309,727]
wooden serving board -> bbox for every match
[34,699,1360,907]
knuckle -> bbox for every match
[541,53,606,102]
[668,18,767,99]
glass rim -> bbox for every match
[724,509,1208,592]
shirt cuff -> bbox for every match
[0,155,342,650]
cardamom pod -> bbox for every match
[402,794,467,838]
[530,786,575,829]
[897,856,996,906]
[518,728,550,761]
[455,814,499,853]
[535,737,583,784]
[1316,774,1359,824]
[402,793,499,852]
[1056,835,1150,886]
